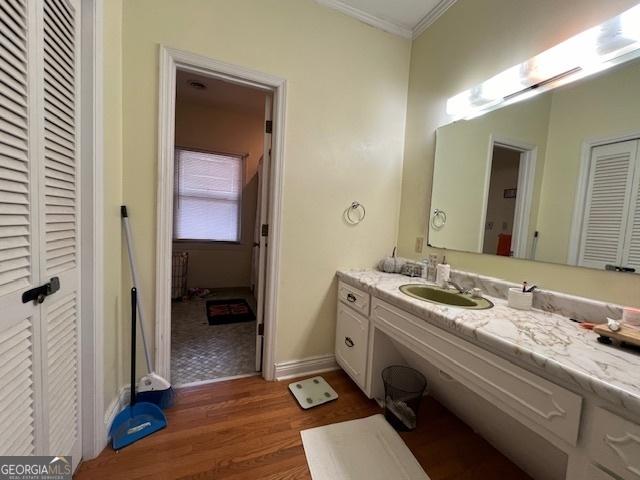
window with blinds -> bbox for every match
[174,149,243,242]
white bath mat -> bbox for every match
[301,414,430,480]
[288,376,338,409]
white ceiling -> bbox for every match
[314,0,456,39]
[176,70,267,113]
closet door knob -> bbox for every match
[345,337,354,348]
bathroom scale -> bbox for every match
[288,376,339,409]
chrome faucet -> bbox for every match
[447,280,470,294]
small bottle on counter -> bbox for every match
[419,259,429,279]
[426,254,439,282]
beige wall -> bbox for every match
[103,0,123,409]
[398,0,640,307]
[120,0,410,369]
[172,99,265,289]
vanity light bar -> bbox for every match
[446,3,640,119]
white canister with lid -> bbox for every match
[508,288,533,310]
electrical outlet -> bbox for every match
[415,236,424,253]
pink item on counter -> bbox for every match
[623,307,640,328]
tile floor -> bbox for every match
[170,287,257,386]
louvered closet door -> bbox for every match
[578,141,638,270]
[0,0,82,467]
[0,0,45,457]
[38,0,82,466]
[621,145,640,272]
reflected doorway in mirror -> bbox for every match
[480,137,537,259]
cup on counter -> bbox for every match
[508,288,533,310]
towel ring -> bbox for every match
[346,201,366,225]
[431,209,447,230]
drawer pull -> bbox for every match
[345,336,354,347]
[346,293,357,303]
[604,433,640,475]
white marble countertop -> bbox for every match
[337,269,640,417]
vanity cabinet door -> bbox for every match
[335,303,369,390]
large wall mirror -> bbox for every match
[430,55,640,273]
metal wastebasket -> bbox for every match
[382,365,427,431]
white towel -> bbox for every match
[301,414,430,480]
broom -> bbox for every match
[121,206,175,408]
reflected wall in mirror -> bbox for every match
[430,57,640,273]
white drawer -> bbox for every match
[338,281,370,316]
[335,303,369,390]
[587,407,640,479]
[371,298,582,445]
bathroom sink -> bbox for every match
[399,284,493,310]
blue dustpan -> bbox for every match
[110,402,166,449]
[110,288,167,450]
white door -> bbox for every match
[621,142,640,272]
[255,95,272,371]
[0,0,44,459]
[578,141,638,270]
[0,0,82,468]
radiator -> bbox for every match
[172,251,189,299]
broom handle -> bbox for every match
[121,206,153,373]
[131,287,137,407]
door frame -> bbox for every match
[480,136,537,258]
[80,0,105,460]
[567,131,640,265]
[255,95,272,372]
[156,46,287,381]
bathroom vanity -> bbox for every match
[335,269,640,480]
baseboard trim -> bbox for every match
[274,353,339,380]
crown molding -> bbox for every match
[413,0,457,39]
[314,0,413,39]
[314,0,456,40]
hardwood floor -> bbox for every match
[76,370,530,479]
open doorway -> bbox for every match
[156,48,285,384]
[169,71,271,386]
[482,140,536,258]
